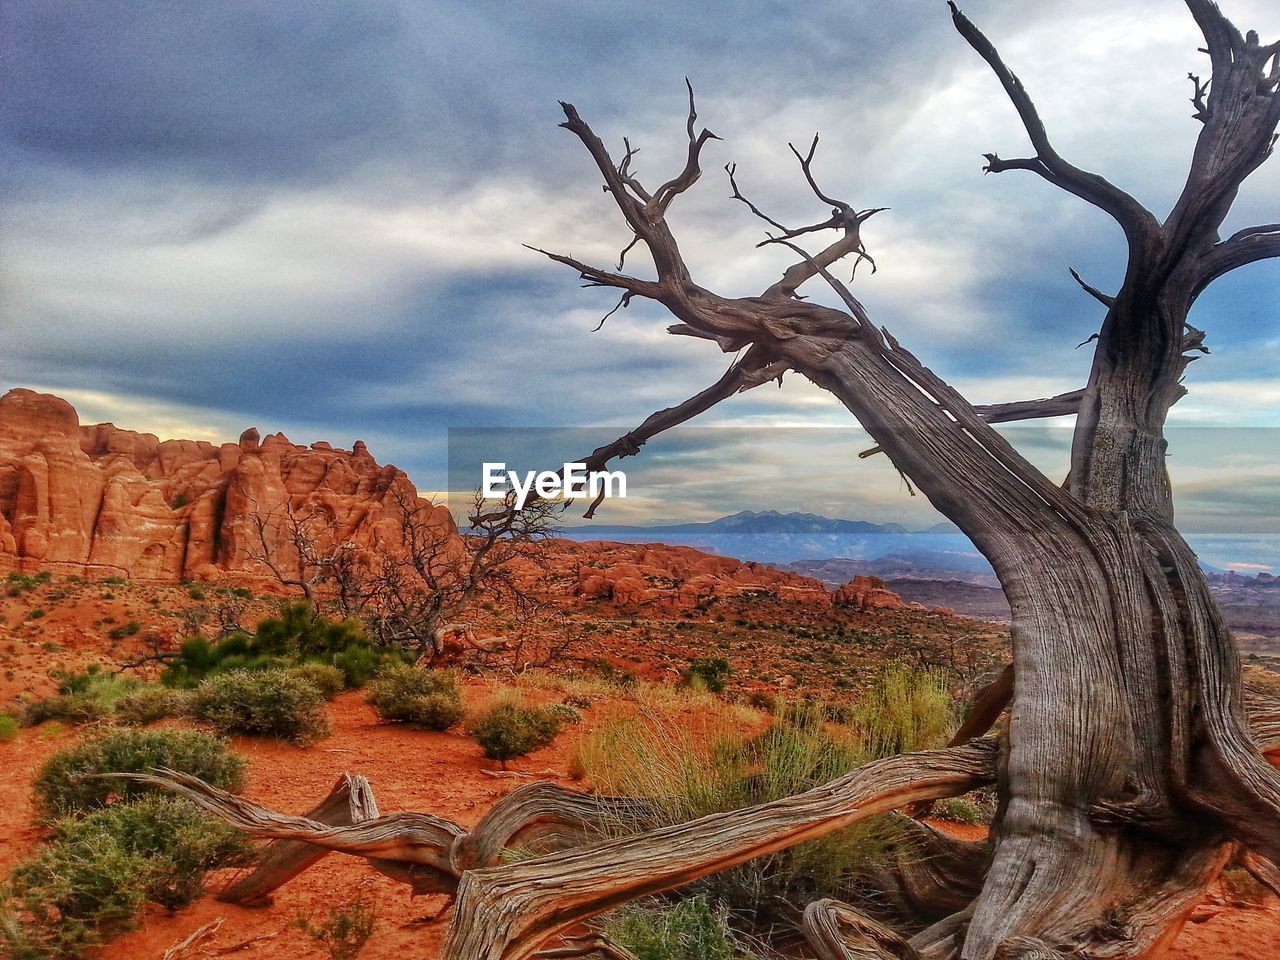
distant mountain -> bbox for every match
[564,510,901,537]
[558,510,984,567]
[557,510,1263,580]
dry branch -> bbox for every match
[219,773,378,905]
[443,740,998,960]
[802,899,920,960]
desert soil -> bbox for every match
[0,577,1276,959]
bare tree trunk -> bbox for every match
[512,3,1279,953]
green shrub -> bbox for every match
[468,694,564,766]
[0,796,252,958]
[106,622,140,641]
[294,892,378,960]
[114,687,189,726]
[34,728,246,820]
[0,714,18,742]
[366,664,464,731]
[160,603,393,689]
[606,895,762,960]
[2,832,148,958]
[191,669,331,744]
[331,644,386,688]
[289,663,346,700]
[26,609,45,621]
[186,584,206,600]
[54,796,253,910]
[24,668,142,727]
[24,692,111,727]
[680,658,731,694]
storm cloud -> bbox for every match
[1,0,1277,545]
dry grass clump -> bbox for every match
[575,662,959,940]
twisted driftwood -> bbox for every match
[117,681,1280,957]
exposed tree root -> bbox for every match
[219,773,379,905]
[802,898,921,960]
[442,741,997,960]
[865,815,991,926]
[531,933,641,960]
[108,772,643,900]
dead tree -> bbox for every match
[362,488,559,663]
[246,502,357,613]
[464,3,1279,955]
[126,4,1280,957]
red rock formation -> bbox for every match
[0,388,427,582]
[568,540,830,608]
[0,389,836,608]
[831,575,907,612]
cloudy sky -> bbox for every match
[2,0,1277,557]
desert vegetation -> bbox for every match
[1,729,250,958]
[468,691,568,767]
[365,663,466,731]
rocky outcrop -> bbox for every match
[569,541,830,608]
[0,389,836,607]
[0,388,430,582]
[832,575,908,612]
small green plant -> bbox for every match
[186,583,206,600]
[114,687,189,726]
[544,703,583,725]
[106,621,141,641]
[468,693,565,767]
[53,796,253,909]
[932,794,990,826]
[5,571,52,596]
[288,663,346,699]
[366,663,464,731]
[680,658,731,694]
[24,668,143,727]
[34,728,246,820]
[190,669,332,744]
[26,609,46,621]
[0,714,19,742]
[294,892,378,960]
[606,895,762,960]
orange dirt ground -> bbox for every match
[1,690,1276,960]
[0,577,1276,958]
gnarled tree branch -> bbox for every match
[949,2,1158,240]
[443,740,998,960]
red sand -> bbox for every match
[1,691,1275,959]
